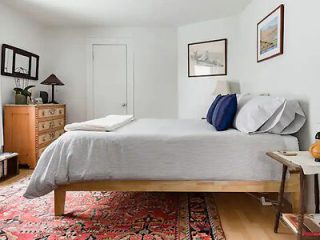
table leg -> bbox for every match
[297,169,305,240]
[314,174,319,213]
[274,164,288,233]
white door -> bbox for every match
[92,44,127,118]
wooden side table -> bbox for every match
[267,151,320,240]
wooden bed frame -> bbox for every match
[54,170,300,216]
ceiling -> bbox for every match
[2,0,252,27]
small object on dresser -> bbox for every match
[40,91,48,103]
[13,85,35,105]
[34,98,43,104]
[0,152,19,181]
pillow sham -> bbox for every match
[256,102,287,133]
[233,96,285,133]
[212,94,237,131]
[237,93,253,107]
[280,102,306,135]
[257,100,306,134]
[206,94,223,124]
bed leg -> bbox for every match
[54,189,66,216]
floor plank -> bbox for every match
[0,169,32,188]
[0,170,296,239]
[215,193,295,240]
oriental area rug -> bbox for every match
[0,177,225,240]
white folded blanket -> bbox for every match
[64,115,134,132]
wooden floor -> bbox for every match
[215,193,295,240]
[1,170,295,239]
[0,169,33,187]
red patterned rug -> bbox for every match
[0,177,225,240]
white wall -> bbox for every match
[237,0,320,211]
[177,16,239,119]
[238,0,320,151]
[0,2,50,146]
[177,0,320,150]
[0,5,178,145]
[0,2,49,104]
[45,27,177,123]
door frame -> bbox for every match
[86,38,134,119]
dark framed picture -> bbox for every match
[188,38,227,77]
[257,4,284,62]
[1,44,39,80]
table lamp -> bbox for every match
[213,80,231,95]
[41,74,64,104]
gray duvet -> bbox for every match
[24,119,299,198]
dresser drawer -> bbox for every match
[38,107,64,119]
[38,119,64,132]
[4,104,66,169]
[38,129,64,145]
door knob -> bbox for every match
[121,103,127,107]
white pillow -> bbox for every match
[257,100,305,134]
[233,96,285,133]
[281,102,306,135]
[257,103,286,133]
[236,93,253,107]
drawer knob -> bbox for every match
[49,109,56,115]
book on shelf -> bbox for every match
[282,213,320,236]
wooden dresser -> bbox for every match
[4,104,66,169]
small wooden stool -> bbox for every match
[267,151,320,240]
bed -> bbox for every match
[24,119,301,215]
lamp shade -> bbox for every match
[213,80,231,95]
[41,74,64,86]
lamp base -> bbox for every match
[49,85,59,104]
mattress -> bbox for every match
[24,119,299,198]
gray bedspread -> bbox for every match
[24,119,299,198]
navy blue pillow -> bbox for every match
[206,94,223,125]
[212,94,238,131]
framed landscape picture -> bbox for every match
[257,4,284,62]
[188,38,227,77]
